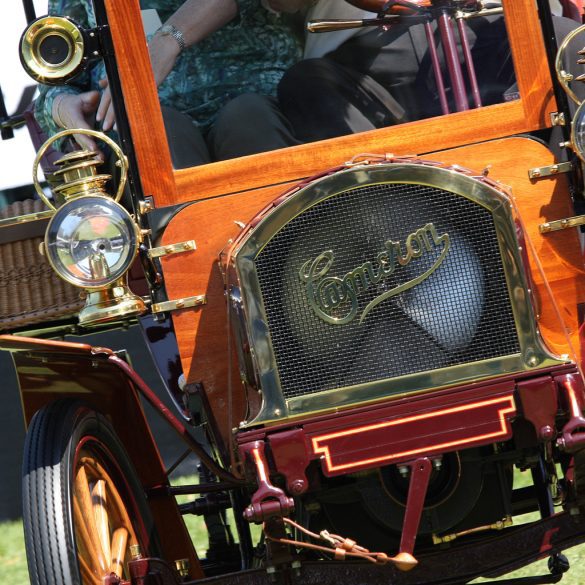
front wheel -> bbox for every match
[23,400,160,585]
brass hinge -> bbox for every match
[152,295,207,313]
[540,215,585,233]
[148,240,196,258]
[528,161,572,180]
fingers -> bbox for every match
[71,91,100,152]
[96,79,116,132]
[51,85,115,155]
[72,132,99,154]
[53,92,96,151]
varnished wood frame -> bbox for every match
[103,0,557,208]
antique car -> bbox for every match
[2,0,585,583]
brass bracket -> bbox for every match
[528,161,572,180]
[148,240,196,258]
[151,295,207,313]
[139,196,155,214]
[539,215,585,233]
[550,111,566,126]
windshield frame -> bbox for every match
[101,0,558,208]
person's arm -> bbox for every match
[36,0,103,151]
[97,0,239,130]
[150,0,239,85]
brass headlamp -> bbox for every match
[34,129,146,325]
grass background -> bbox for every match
[2,472,585,584]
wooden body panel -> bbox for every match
[0,335,202,579]
[105,0,557,208]
[160,136,585,446]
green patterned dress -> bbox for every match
[35,0,303,142]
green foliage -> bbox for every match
[0,519,28,584]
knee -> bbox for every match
[217,93,273,123]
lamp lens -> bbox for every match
[45,196,137,288]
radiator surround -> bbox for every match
[227,162,564,426]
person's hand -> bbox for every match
[52,90,101,152]
[96,78,116,132]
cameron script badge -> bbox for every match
[299,222,450,325]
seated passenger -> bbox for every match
[35,0,307,167]
[278,0,584,143]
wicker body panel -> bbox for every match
[0,199,83,330]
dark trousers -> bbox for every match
[162,94,300,169]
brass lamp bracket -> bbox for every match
[33,128,128,210]
[148,240,196,258]
[151,295,206,314]
[528,161,572,180]
[539,215,585,233]
[555,24,585,106]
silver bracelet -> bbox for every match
[156,24,186,53]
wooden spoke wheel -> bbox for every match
[23,400,160,585]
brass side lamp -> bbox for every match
[33,128,146,325]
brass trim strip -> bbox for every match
[148,240,196,258]
[0,210,54,228]
[455,7,504,20]
[152,294,206,313]
[528,161,572,179]
[539,215,585,233]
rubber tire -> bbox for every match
[23,399,160,585]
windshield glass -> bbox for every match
[144,0,519,169]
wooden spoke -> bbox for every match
[74,464,108,575]
[84,456,140,548]
[78,552,102,585]
[110,527,129,577]
[73,496,101,579]
[74,448,144,583]
[91,479,111,563]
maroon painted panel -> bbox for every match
[308,394,516,476]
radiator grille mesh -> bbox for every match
[254,182,520,399]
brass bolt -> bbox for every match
[130,544,142,560]
[139,199,154,214]
[175,558,190,578]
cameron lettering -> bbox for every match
[299,223,450,325]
